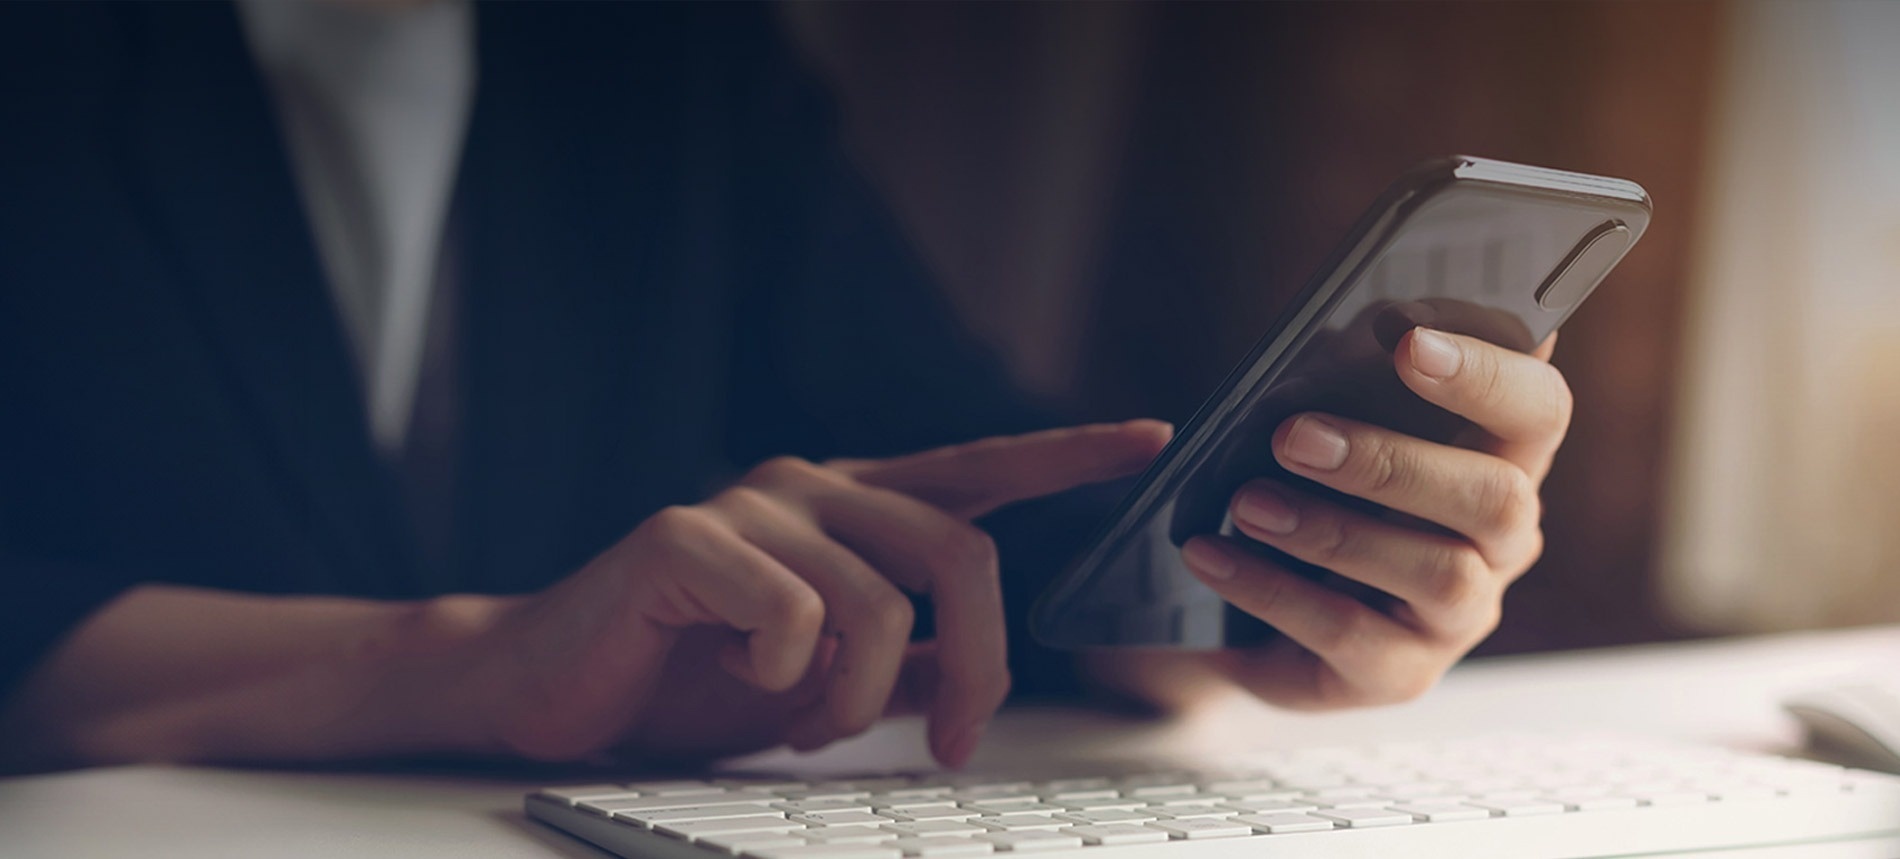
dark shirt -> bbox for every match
[0,4,1101,704]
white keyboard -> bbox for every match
[526,735,1900,859]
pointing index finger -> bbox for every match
[842,420,1172,519]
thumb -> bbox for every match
[840,420,1172,519]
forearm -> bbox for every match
[0,585,516,772]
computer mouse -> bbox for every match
[1784,681,1900,775]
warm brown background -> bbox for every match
[787,1,1729,654]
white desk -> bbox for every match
[3,626,1897,858]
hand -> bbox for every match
[1179,327,1570,708]
[461,421,1171,767]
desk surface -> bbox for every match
[3,626,1897,859]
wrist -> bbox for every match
[350,593,522,756]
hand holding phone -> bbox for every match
[1034,157,1649,687]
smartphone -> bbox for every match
[1031,155,1650,649]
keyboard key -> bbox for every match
[1051,809,1156,826]
[884,807,980,822]
[1233,812,1336,834]
[1151,805,1232,819]
[1042,788,1120,802]
[775,799,875,815]
[1311,808,1415,828]
[702,833,811,855]
[791,811,893,827]
[974,815,1067,831]
[1304,786,1380,801]
[1372,782,1459,800]
[1544,793,1639,812]
[658,816,807,840]
[876,787,955,799]
[536,784,639,805]
[746,846,902,859]
[1629,789,1710,807]
[940,779,1032,792]
[1061,824,1170,846]
[625,779,722,795]
[1059,798,1146,812]
[1123,784,1197,799]
[950,785,1035,801]
[1147,794,1227,807]
[837,778,916,792]
[800,826,896,845]
[1312,796,1392,810]
[869,794,958,810]
[779,788,875,802]
[715,778,809,792]
[1219,799,1318,815]
[973,830,1083,852]
[622,805,786,827]
[885,836,994,857]
[584,791,777,816]
[1699,783,1781,802]
[1144,818,1252,839]
[960,802,1060,816]
[1389,803,1492,822]
[880,821,988,838]
[1466,795,1565,817]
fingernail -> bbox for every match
[1182,538,1236,580]
[1235,486,1299,535]
[1283,415,1349,471]
[1409,327,1462,380]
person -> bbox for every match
[0,2,1573,773]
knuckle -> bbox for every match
[1358,436,1411,496]
[751,455,822,486]
[1480,468,1541,537]
[1247,570,1294,621]
[643,504,715,541]
[1305,514,1355,567]
[714,485,776,516]
[866,589,916,638]
[1424,547,1487,609]
[1314,604,1376,658]
[767,580,827,632]
[940,526,1000,578]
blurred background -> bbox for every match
[782,0,1900,654]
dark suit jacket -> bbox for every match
[0,4,1102,703]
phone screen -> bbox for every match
[1032,158,1650,649]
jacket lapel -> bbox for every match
[119,4,418,595]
